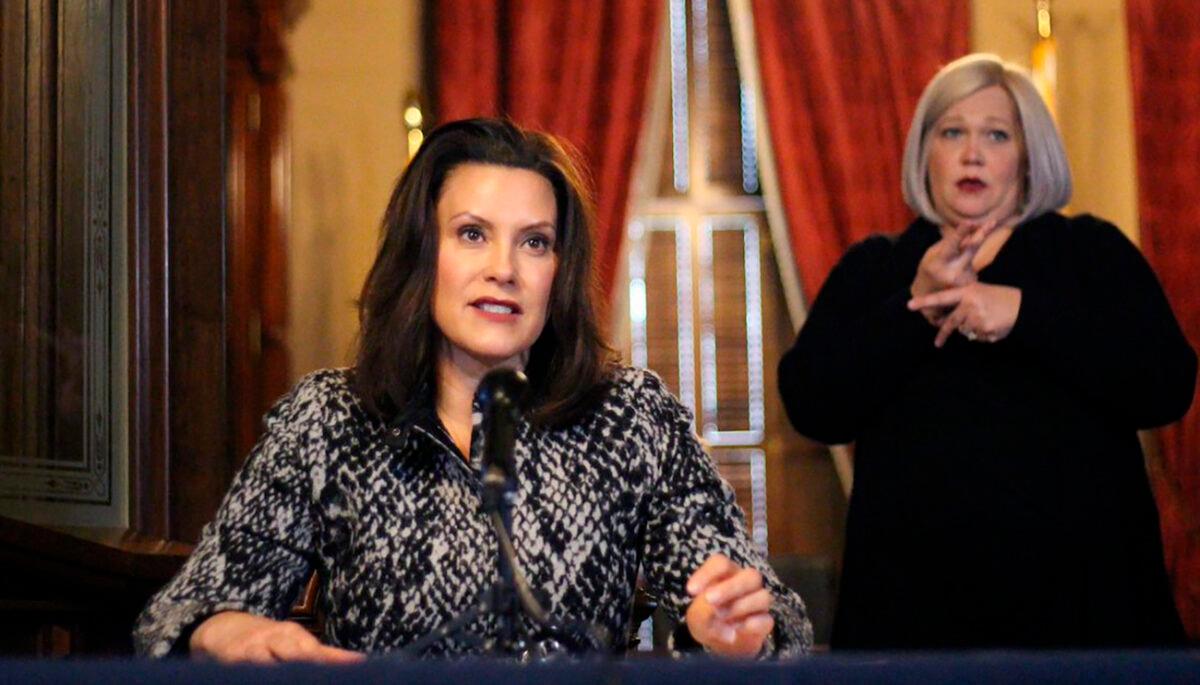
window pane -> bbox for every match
[711,448,767,552]
[629,219,694,407]
[699,217,763,444]
[693,0,758,194]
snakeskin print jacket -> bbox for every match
[133,366,812,658]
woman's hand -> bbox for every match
[189,611,366,665]
[910,221,998,319]
[684,554,774,657]
[908,283,1022,347]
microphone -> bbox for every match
[475,368,528,488]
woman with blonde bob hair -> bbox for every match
[780,54,1195,649]
[902,53,1072,226]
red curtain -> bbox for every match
[1127,0,1200,639]
[751,0,969,301]
[433,0,662,301]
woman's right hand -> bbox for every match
[189,611,366,665]
[910,220,997,311]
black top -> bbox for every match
[778,212,1196,649]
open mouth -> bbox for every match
[471,299,521,315]
[956,178,986,192]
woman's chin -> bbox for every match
[455,348,527,373]
[943,208,1005,227]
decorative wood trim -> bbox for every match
[128,0,171,541]
[127,0,230,544]
[1,0,229,656]
[0,0,118,506]
[164,0,231,543]
[226,0,292,462]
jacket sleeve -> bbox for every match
[132,380,325,657]
[777,236,937,444]
[635,371,813,658]
[1004,216,1197,429]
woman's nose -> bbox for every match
[960,135,983,164]
[484,244,516,283]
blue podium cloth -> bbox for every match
[4,651,1199,684]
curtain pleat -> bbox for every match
[1127,0,1200,639]
[433,0,663,301]
[751,0,968,301]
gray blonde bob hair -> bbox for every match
[902,53,1072,225]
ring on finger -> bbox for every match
[959,326,978,341]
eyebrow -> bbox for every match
[447,212,557,232]
[938,114,1015,126]
[447,211,490,226]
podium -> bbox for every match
[2,651,1199,684]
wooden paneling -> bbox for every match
[2,0,232,655]
[127,0,172,542]
[127,0,231,544]
[165,0,231,543]
[227,0,292,463]
[1,0,120,507]
[1,0,40,463]
[0,514,187,657]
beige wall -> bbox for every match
[286,0,423,380]
[972,0,1139,243]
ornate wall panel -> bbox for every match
[0,0,126,519]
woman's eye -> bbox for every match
[459,226,484,242]
[525,235,553,253]
[988,129,1011,142]
[939,127,963,139]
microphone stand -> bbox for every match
[479,437,520,654]
[400,369,610,660]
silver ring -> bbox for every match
[961,328,978,341]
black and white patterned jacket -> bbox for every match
[134,366,812,658]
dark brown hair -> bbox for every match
[353,118,614,426]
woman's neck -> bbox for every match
[435,347,523,459]
[435,367,476,459]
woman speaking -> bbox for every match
[137,119,811,661]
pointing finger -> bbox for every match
[908,287,965,311]
[934,309,963,348]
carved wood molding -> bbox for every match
[0,0,119,507]
[128,0,231,544]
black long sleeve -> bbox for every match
[778,212,1191,649]
[779,214,1196,443]
[1002,214,1196,428]
[778,232,937,444]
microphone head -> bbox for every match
[476,367,529,412]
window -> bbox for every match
[622,0,847,566]
[624,0,771,551]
